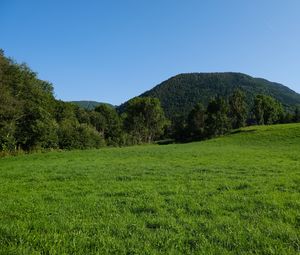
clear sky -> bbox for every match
[1,0,300,105]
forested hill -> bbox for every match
[125,72,300,119]
[70,101,114,110]
[2,47,300,153]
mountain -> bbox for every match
[70,101,114,110]
[120,72,300,119]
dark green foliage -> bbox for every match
[172,90,294,142]
[89,111,106,133]
[0,85,20,151]
[0,52,58,151]
[168,115,187,141]
[94,104,123,146]
[294,106,300,123]
[55,100,77,123]
[2,49,300,152]
[54,102,106,149]
[0,49,170,151]
[205,97,231,137]
[123,97,167,144]
[229,89,247,129]
[123,72,300,120]
[0,50,105,152]
[57,119,81,149]
[71,101,114,110]
[186,103,206,140]
[253,95,284,125]
[15,104,59,150]
[22,101,57,150]
[58,120,105,149]
[75,107,91,124]
[281,111,294,124]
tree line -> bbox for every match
[138,72,300,121]
[172,90,300,142]
[1,50,300,154]
[0,50,168,154]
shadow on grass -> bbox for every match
[230,129,257,135]
[156,128,257,146]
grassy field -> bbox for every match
[0,124,300,254]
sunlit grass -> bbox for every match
[0,123,300,254]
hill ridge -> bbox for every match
[125,72,300,119]
[70,101,114,110]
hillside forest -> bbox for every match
[1,50,300,154]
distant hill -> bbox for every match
[119,72,300,119]
[70,101,114,110]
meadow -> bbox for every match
[0,124,300,254]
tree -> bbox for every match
[123,97,167,144]
[294,106,300,123]
[55,101,77,123]
[0,85,21,151]
[229,89,247,129]
[76,123,105,149]
[75,106,90,124]
[0,55,59,151]
[94,104,122,146]
[15,105,58,150]
[58,119,105,150]
[253,95,284,125]
[89,111,106,134]
[205,97,231,137]
[281,112,294,124]
[186,103,206,140]
[167,114,187,142]
[0,50,108,153]
[0,53,21,152]
[13,76,58,150]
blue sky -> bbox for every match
[1,0,300,105]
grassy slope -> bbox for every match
[0,124,300,254]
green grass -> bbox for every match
[0,124,300,254]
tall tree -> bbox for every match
[168,114,187,142]
[205,97,231,137]
[294,106,300,123]
[253,95,284,125]
[94,104,122,146]
[186,103,206,140]
[229,89,247,129]
[58,119,104,149]
[0,50,109,152]
[123,97,167,144]
[0,85,21,151]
